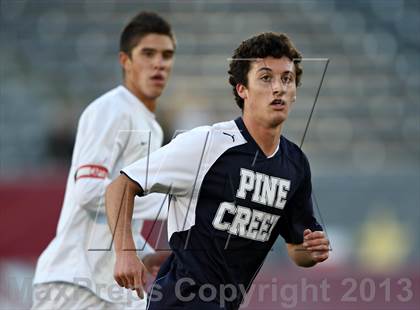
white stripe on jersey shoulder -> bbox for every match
[210,119,247,145]
[173,120,246,148]
[199,120,247,175]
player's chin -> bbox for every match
[147,88,164,99]
[268,113,288,127]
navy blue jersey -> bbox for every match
[123,117,322,309]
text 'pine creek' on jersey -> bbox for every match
[122,117,322,309]
[212,168,291,242]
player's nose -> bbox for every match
[272,78,286,96]
[152,54,165,69]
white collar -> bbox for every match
[266,143,280,159]
[118,85,156,119]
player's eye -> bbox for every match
[141,50,155,58]
[260,75,272,82]
[162,51,174,60]
[281,75,294,85]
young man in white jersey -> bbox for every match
[32,12,175,310]
[106,32,330,309]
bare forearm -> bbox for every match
[106,175,150,299]
[105,175,142,252]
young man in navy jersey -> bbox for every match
[106,32,330,309]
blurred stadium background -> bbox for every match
[1,0,419,309]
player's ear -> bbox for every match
[119,51,131,72]
[236,84,248,100]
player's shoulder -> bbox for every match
[168,119,245,158]
[210,119,247,144]
[281,136,302,156]
[211,119,238,132]
[174,119,244,145]
[280,136,309,170]
[79,86,131,123]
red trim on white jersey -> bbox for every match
[75,164,108,181]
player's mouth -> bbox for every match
[150,74,165,86]
[270,99,287,110]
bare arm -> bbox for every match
[106,174,142,251]
[286,229,329,268]
[105,174,147,299]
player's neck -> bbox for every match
[242,115,282,157]
[123,82,157,113]
[139,96,157,113]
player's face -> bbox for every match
[240,56,297,128]
[121,33,174,105]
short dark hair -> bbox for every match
[228,32,303,110]
[120,11,175,56]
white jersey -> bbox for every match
[33,85,168,303]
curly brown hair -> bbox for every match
[228,32,303,110]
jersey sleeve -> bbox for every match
[132,193,169,220]
[278,153,323,244]
[72,105,130,213]
[122,126,211,197]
